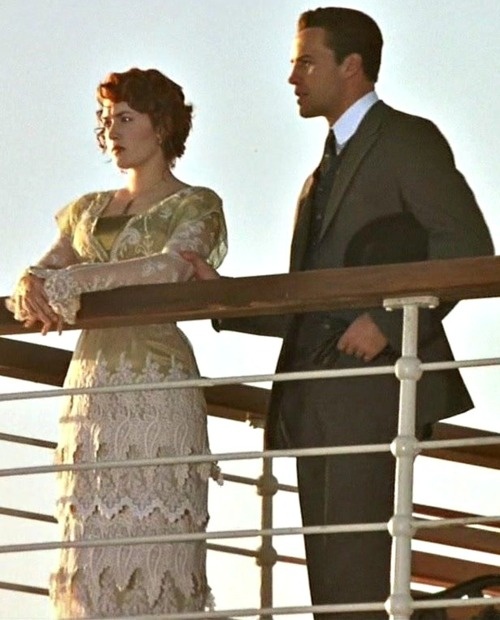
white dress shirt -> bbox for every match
[332,90,379,153]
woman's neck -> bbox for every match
[126,165,171,196]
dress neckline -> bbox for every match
[98,184,194,220]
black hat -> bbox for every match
[344,212,428,267]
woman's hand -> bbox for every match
[14,273,63,335]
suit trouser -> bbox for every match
[278,365,426,620]
[297,451,395,620]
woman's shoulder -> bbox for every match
[55,190,112,233]
[57,190,103,211]
[179,184,221,199]
[177,185,223,210]
[153,185,224,221]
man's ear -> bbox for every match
[341,53,363,78]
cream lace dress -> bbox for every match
[7,186,227,617]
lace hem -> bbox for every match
[51,506,213,617]
[50,554,215,617]
[55,460,215,523]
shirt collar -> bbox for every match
[332,90,379,152]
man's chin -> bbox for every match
[298,107,317,119]
[298,105,313,117]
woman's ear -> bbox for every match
[156,128,166,145]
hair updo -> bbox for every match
[95,67,193,166]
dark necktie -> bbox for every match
[318,129,338,178]
[303,130,338,268]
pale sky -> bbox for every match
[0,1,499,618]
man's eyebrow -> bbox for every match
[291,53,313,63]
[100,110,132,119]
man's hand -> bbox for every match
[180,251,221,280]
[337,313,388,362]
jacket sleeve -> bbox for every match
[368,117,494,351]
[215,313,291,339]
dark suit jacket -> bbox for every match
[219,100,494,449]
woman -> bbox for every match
[6,68,227,617]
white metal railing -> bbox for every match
[1,294,500,619]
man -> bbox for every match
[184,7,494,618]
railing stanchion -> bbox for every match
[256,448,278,620]
[384,295,439,620]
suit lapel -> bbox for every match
[319,100,387,241]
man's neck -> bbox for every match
[326,85,375,127]
[331,90,379,149]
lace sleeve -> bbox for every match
[37,234,81,269]
[5,233,81,322]
[31,206,227,325]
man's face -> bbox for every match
[288,27,348,125]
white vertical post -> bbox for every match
[383,295,439,620]
[256,452,278,620]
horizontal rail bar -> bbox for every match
[0,580,48,597]
[0,506,56,523]
[414,515,500,530]
[0,443,391,478]
[218,473,258,487]
[208,543,305,566]
[0,355,497,407]
[0,431,56,449]
[0,521,388,555]
[207,542,257,559]
[421,357,500,371]
[418,436,500,450]
[413,596,500,611]
[85,602,387,620]
[2,433,499,479]
[5,514,499,556]
[220,471,298,494]
[58,593,500,620]
[0,365,396,404]
[5,508,496,548]
[1,334,498,398]
[4,424,498,478]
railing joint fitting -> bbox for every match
[395,356,422,381]
[256,474,279,497]
[391,435,420,458]
[388,514,416,538]
[247,413,266,429]
[385,592,414,617]
[255,544,278,567]
[383,295,440,311]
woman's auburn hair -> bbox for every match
[95,67,193,167]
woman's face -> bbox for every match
[100,99,164,170]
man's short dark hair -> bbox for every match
[298,7,383,82]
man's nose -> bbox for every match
[108,121,119,138]
[288,66,298,85]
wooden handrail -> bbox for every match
[413,552,500,591]
[0,256,499,335]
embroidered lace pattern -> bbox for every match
[6,187,227,617]
[50,349,217,617]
